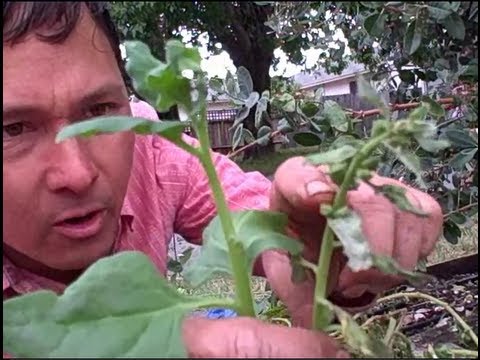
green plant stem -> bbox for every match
[193,112,255,317]
[448,349,479,357]
[377,292,478,347]
[312,132,391,330]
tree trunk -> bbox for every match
[217,2,277,159]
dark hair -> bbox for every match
[3,1,132,92]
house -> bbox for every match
[292,62,438,108]
[292,62,368,97]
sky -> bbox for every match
[120,27,350,80]
[190,29,350,79]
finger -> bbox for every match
[366,174,443,258]
[182,316,350,358]
[270,157,337,262]
[271,157,336,225]
[347,181,396,257]
[392,189,423,270]
[412,189,444,257]
[261,249,346,328]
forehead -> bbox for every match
[3,8,124,110]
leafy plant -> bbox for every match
[3,40,477,358]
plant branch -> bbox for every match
[312,131,391,330]
[227,129,281,158]
[193,110,256,317]
[377,292,478,347]
[443,202,478,219]
[299,257,318,272]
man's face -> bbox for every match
[3,9,135,271]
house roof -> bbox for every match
[293,62,368,89]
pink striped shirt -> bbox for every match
[3,101,271,298]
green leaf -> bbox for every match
[232,106,250,128]
[56,116,186,144]
[183,211,303,287]
[315,298,392,357]
[330,135,365,150]
[301,102,320,117]
[277,118,293,133]
[323,100,348,132]
[3,251,207,358]
[307,145,357,165]
[327,209,373,272]
[278,93,296,113]
[444,128,478,149]
[399,70,415,85]
[360,2,383,9]
[459,63,479,82]
[147,66,193,112]
[242,128,256,144]
[364,13,387,38]
[384,143,427,188]
[421,97,445,118]
[165,40,202,73]
[411,120,450,153]
[357,77,389,118]
[255,95,269,128]
[443,220,462,244]
[449,148,478,170]
[372,255,432,286]
[225,71,239,97]
[232,124,244,150]
[449,212,467,225]
[257,125,272,139]
[237,66,254,100]
[209,78,224,93]
[124,41,164,105]
[404,20,422,55]
[372,184,429,217]
[427,4,453,20]
[441,12,465,40]
[245,91,260,109]
[293,132,322,146]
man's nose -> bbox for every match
[45,137,99,195]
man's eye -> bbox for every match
[3,123,25,137]
[86,103,117,118]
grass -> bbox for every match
[427,222,478,265]
[236,145,321,177]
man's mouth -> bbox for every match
[53,208,107,239]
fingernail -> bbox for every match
[306,180,332,196]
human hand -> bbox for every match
[182,316,350,358]
[262,156,443,327]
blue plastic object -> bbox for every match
[205,308,237,319]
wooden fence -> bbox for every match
[187,94,378,154]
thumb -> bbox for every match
[182,316,350,358]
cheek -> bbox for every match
[91,131,135,200]
[3,162,44,250]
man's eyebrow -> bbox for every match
[77,83,128,107]
[3,83,128,119]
